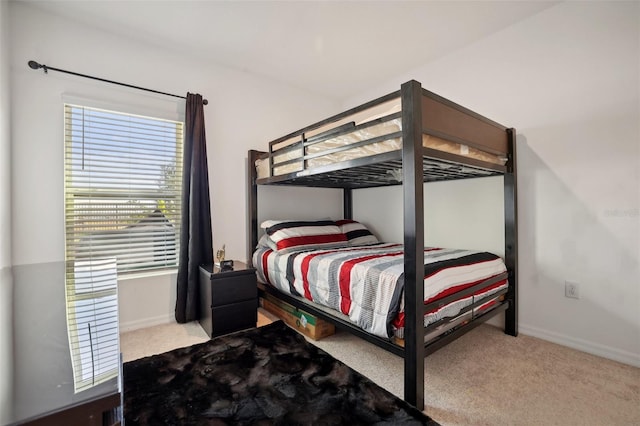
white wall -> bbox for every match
[0,0,13,421]
[354,176,505,256]
[9,2,340,330]
[346,1,640,366]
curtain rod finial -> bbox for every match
[28,60,48,73]
[203,99,209,105]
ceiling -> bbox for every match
[24,0,556,101]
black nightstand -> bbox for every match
[198,261,257,338]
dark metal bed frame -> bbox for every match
[247,80,518,410]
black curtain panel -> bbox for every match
[175,93,213,323]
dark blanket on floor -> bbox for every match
[123,320,439,425]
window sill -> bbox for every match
[118,268,178,281]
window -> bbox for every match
[64,104,184,275]
[64,104,183,391]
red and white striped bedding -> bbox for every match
[253,243,508,339]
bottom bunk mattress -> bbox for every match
[253,243,508,340]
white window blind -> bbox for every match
[64,104,184,275]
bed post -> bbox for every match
[247,150,261,267]
[401,80,425,410]
[343,189,353,219]
[504,129,518,336]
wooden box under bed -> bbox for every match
[247,80,517,411]
[259,291,336,341]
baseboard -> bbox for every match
[119,314,175,332]
[519,323,640,368]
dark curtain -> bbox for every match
[175,93,213,323]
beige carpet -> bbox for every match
[121,310,640,426]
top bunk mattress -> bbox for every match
[256,99,508,179]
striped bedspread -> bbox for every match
[253,243,507,339]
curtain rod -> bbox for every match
[28,60,208,105]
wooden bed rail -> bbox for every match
[420,89,509,156]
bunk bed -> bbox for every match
[246,80,518,411]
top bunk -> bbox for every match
[254,80,514,190]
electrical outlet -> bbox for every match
[565,281,580,299]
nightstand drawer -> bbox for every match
[211,300,258,337]
[209,275,257,307]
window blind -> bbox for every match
[64,104,184,275]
